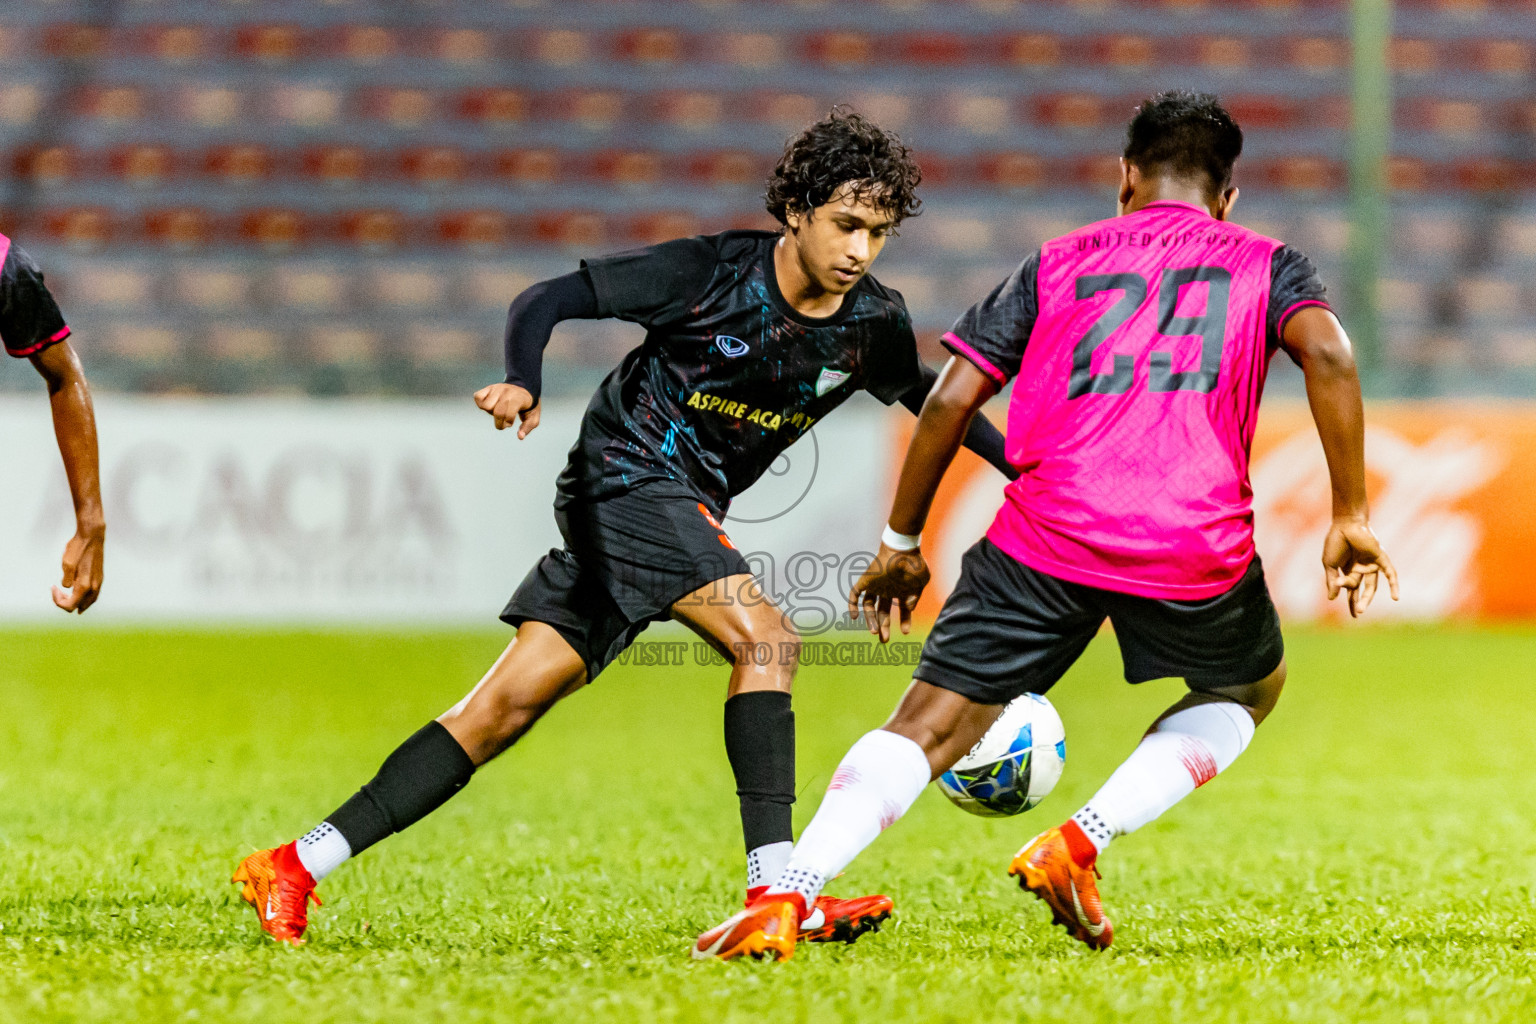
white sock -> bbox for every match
[1072,701,1256,856]
[295,821,352,882]
[746,841,793,891]
[765,729,931,907]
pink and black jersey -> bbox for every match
[0,234,71,359]
[943,200,1330,600]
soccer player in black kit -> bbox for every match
[233,111,1015,946]
[1,233,105,614]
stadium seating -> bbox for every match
[2,0,1535,396]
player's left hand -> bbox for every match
[474,382,540,438]
[53,522,104,614]
[1321,517,1399,618]
[849,543,931,643]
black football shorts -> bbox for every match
[501,480,751,680]
[915,537,1285,705]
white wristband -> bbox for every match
[881,525,921,551]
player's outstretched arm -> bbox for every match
[30,339,104,613]
[476,270,601,438]
[898,364,1018,480]
[850,356,998,641]
[1280,306,1400,617]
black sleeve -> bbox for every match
[579,235,719,328]
[897,364,1018,479]
[942,251,1040,385]
[862,297,924,405]
[0,243,70,358]
[501,270,600,402]
[1267,244,1331,349]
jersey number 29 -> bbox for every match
[1068,266,1231,399]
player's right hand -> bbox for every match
[53,522,104,614]
[474,382,540,438]
[849,543,931,643]
[1321,517,1399,618]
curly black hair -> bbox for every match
[1123,91,1244,198]
[764,107,923,226]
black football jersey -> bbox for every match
[0,236,70,358]
[557,230,922,512]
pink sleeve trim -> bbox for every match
[1276,300,1331,336]
[941,331,1008,385]
[6,325,70,358]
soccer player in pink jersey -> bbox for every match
[694,92,1399,960]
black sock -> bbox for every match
[723,691,795,853]
[324,721,475,857]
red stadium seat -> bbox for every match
[332,25,397,64]
[1386,156,1437,193]
[713,32,786,69]
[1472,37,1532,76]
[751,92,823,130]
[45,25,109,61]
[366,88,437,128]
[437,211,514,250]
[302,147,368,187]
[1094,35,1158,72]
[1405,98,1486,139]
[655,92,726,131]
[436,29,495,64]
[15,146,82,186]
[1003,33,1065,69]
[205,146,274,186]
[803,32,874,68]
[980,153,1047,191]
[628,213,703,246]
[1033,94,1112,131]
[402,147,469,188]
[1267,156,1344,192]
[75,85,149,125]
[1453,158,1521,194]
[1195,36,1253,73]
[240,209,309,251]
[1223,95,1299,132]
[532,29,592,66]
[341,210,407,250]
[1391,38,1442,77]
[684,151,771,189]
[234,25,305,64]
[112,145,178,188]
[43,208,114,251]
[590,150,665,188]
[532,212,610,248]
[145,25,211,64]
[1288,36,1348,75]
[564,91,628,130]
[896,33,972,66]
[493,149,564,186]
[457,89,530,126]
[145,208,214,251]
[617,29,687,65]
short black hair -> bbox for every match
[765,107,922,226]
[1123,91,1244,198]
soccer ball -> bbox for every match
[937,693,1066,817]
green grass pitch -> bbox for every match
[1,624,1533,1023]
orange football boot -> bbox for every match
[746,886,894,944]
[1009,827,1113,950]
[232,841,322,946]
[692,893,805,961]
